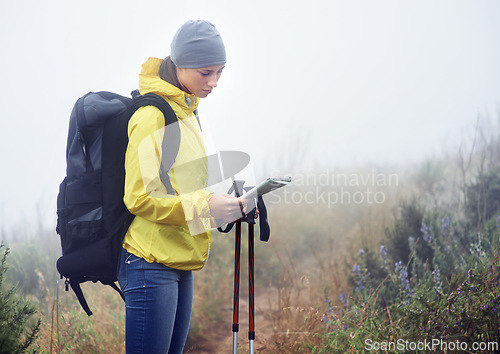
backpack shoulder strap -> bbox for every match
[131,92,178,126]
[131,92,180,195]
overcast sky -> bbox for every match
[1,0,499,229]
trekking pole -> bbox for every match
[232,220,242,354]
[248,222,255,354]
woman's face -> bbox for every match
[177,64,225,98]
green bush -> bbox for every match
[0,242,41,353]
[319,249,499,353]
[466,169,500,229]
[385,199,424,267]
[393,255,500,344]
[318,165,500,353]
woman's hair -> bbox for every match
[159,56,181,89]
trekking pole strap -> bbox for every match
[256,196,270,241]
[218,223,234,233]
[218,195,270,241]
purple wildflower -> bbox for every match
[352,264,360,276]
[379,245,388,259]
[340,292,349,309]
[395,261,414,298]
[324,294,334,325]
[379,245,389,269]
[420,223,433,243]
[441,216,450,235]
[432,269,442,292]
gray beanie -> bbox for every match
[171,20,226,68]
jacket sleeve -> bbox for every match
[123,105,211,225]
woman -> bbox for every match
[118,20,244,353]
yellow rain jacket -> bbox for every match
[122,57,212,270]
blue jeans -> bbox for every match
[118,248,193,354]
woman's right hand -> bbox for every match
[208,193,246,225]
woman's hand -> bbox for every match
[208,194,245,225]
[208,194,260,226]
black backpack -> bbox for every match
[56,90,178,316]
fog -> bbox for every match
[1,0,499,229]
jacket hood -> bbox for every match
[138,57,198,115]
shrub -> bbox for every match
[385,198,424,266]
[318,166,500,353]
[392,254,500,345]
[0,242,41,353]
[466,169,500,230]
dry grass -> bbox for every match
[3,166,407,353]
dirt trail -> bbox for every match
[187,289,278,353]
